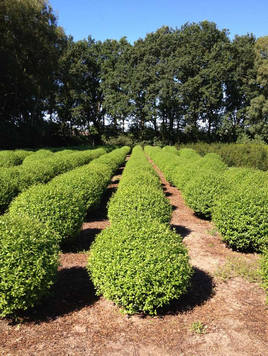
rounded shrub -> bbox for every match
[212,183,268,252]
[108,185,172,225]
[162,146,178,154]
[178,148,201,160]
[172,159,201,190]
[17,162,56,191]
[14,149,33,162]
[0,214,59,317]
[88,221,193,315]
[0,151,22,168]
[9,183,86,240]
[52,165,109,211]
[0,168,19,213]
[199,154,227,172]
[183,170,229,219]
[22,149,54,165]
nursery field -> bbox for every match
[0,146,267,355]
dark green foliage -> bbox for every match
[0,215,59,317]
[212,182,268,251]
[88,221,193,315]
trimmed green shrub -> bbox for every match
[0,148,106,212]
[14,149,33,162]
[22,149,54,165]
[0,215,59,317]
[17,161,56,191]
[0,151,22,168]
[108,185,172,225]
[199,154,227,172]
[183,170,229,219]
[9,183,86,240]
[0,168,19,214]
[162,146,178,154]
[212,183,268,252]
[179,148,201,161]
[181,142,268,171]
[108,145,171,225]
[88,220,193,315]
[9,147,130,241]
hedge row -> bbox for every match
[0,148,106,214]
[0,149,33,168]
[181,142,268,171]
[0,147,130,317]
[88,146,193,315]
[145,146,268,253]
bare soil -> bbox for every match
[0,159,267,356]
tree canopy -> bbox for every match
[0,0,267,147]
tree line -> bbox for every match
[0,0,267,148]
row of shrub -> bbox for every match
[0,149,33,168]
[88,146,193,315]
[180,142,268,171]
[145,146,267,251]
[145,146,268,299]
[0,148,106,214]
[0,147,130,318]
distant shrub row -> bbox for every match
[180,143,268,171]
[145,146,268,253]
[88,146,193,315]
[0,147,130,318]
[0,148,106,214]
[146,146,268,300]
[0,149,33,168]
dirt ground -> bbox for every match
[0,159,267,356]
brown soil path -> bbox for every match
[0,158,267,356]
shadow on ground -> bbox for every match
[16,267,98,324]
[159,267,214,315]
[171,224,192,239]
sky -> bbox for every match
[49,0,268,43]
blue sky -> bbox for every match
[49,0,268,43]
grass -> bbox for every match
[214,256,261,283]
[206,226,218,236]
[190,321,207,334]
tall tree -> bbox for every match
[174,21,230,138]
[56,37,104,143]
[0,0,66,128]
[222,34,257,140]
[247,36,268,140]
[99,37,132,132]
